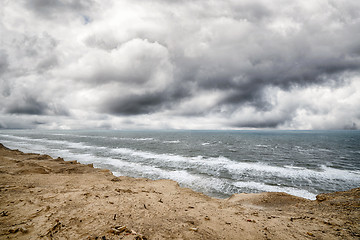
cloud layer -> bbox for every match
[1,0,360,129]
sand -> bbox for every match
[0,143,359,239]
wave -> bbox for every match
[111,147,360,182]
[133,138,155,141]
[60,148,318,199]
[233,181,316,200]
[163,140,180,144]
[255,144,269,148]
[0,135,102,156]
[3,138,317,199]
[2,133,359,184]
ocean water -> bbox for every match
[0,130,359,200]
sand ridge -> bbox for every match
[0,143,359,239]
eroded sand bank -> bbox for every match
[0,143,359,239]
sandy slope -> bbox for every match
[0,143,359,239]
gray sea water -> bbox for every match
[1,130,359,200]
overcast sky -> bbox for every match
[1,0,360,130]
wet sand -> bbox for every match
[0,143,359,239]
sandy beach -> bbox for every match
[0,143,359,239]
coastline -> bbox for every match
[0,143,359,239]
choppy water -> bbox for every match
[1,130,359,200]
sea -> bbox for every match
[0,129,359,200]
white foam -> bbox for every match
[0,134,32,141]
[0,134,100,151]
[234,181,317,200]
[284,165,307,170]
[133,138,155,141]
[320,165,360,177]
[67,142,92,149]
[112,148,207,168]
[1,134,66,145]
[224,160,360,182]
[0,140,49,153]
[107,157,226,193]
[255,144,269,148]
[111,147,360,182]
[163,140,180,143]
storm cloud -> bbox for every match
[24,0,95,20]
[0,0,360,129]
[6,95,48,115]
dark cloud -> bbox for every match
[6,96,48,115]
[231,119,286,129]
[0,120,34,129]
[103,84,189,115]
[24,0,94,19]
[3,93,69,116]
[214,58,360,109]
[32,120,46,125]
[184,23,360,112]
[344,122,358,130]
[0,115,46,129]
[105,92,168,115]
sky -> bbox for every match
[0,0,360,130]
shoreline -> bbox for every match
[0,143,359,239]
[1,130,359,201]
